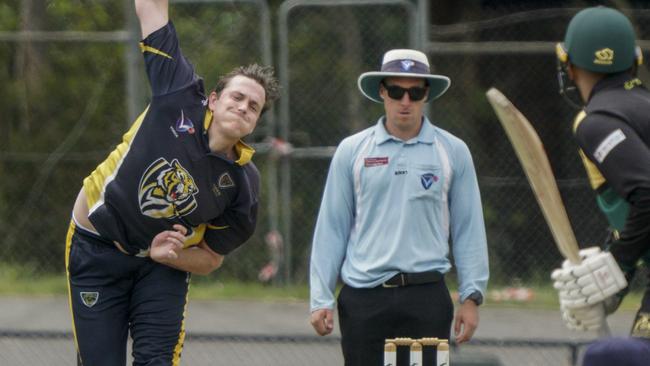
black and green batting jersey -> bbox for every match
[573,72,650,273]
[83,22,259,256]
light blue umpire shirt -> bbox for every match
[310,116,489,311]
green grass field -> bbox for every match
[0,265,310,301]
[0,265,642,310]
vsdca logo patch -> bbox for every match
[420,173,438,190]
[138,158,199,218]
[400,59,415,71]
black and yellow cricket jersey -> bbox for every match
[572,72,650,271]
[574,74,650,202]
[82,22,259,256]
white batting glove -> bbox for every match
[551,246,627,309]
[560,303,605,331]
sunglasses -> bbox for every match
[383,83,428,101]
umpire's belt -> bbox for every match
[382,271,443,288]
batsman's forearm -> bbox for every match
[610,196,650,274]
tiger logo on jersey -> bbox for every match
[138,158,199,218]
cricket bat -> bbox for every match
[486,87,611,336]
[485,87,580,264]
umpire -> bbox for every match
[309,49,489,366]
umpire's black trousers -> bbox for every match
[337,280,453,366]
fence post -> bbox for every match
[124,0,142,125]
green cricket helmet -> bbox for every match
[556,6,642,73]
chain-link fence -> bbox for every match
[274,1,650,288]
[423,4,650,286]
[2,0,650,365]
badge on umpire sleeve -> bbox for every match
[80,292,99,308]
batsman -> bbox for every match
[550,6,650,356]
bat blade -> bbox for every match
[487,88,611,337]
[485,87,581,264]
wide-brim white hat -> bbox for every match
[357,49,451,103]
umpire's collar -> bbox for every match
[374,116,435,145]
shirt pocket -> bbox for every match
[409,163,443,201]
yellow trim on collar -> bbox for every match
[139,42,173,59]
[235,140,255,166]
[202,109,255,165]
[203,109,213,131]
[572,110,586,133]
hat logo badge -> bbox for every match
[400,59,415,71]
[593,48,614,65]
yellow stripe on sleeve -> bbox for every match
[207,224,229,230]
[572,110,606,190]
[139,42,173,59]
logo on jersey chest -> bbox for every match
[211,172,235,197]
[175,110,195,134]
[138,158,199,218]
[420,173,438,189]
[218,172,235,188]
